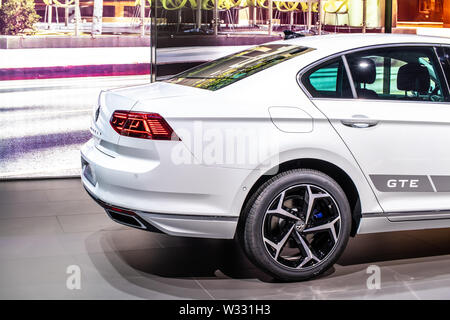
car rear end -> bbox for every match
[81,42,319,239]
[80,83,255,239]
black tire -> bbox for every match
[241,169,352,281]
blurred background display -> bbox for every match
[0,0,448,179]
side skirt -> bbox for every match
[358,211,450,234]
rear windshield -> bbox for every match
[164,44,313,91]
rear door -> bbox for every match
[303,44,450,214]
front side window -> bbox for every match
[301,58,353,98]
[164,44,314,91]
[345,47,448,102]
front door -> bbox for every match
[304,45,450,214]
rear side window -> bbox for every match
[165,44,314,91]
[345,47,448,102]
[302,58,353,98]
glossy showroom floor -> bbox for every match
[1,178,450,299]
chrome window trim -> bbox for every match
[297,42,450,103]
[307,96,450,106]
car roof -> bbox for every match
[272,33,450,54]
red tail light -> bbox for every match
[110,111,180,141]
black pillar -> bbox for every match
[384,0,393,33]
[150,0,158,82]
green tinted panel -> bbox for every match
[303,58,352,98]
[309,66,338,92]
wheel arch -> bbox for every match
[238,158,362,237]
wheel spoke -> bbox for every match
[293,231,320,268]
[264,224,295,260]
[303,216,340,242]
[304,186,333,226]
[275,191,286,210]
[266,190,301,221]
[304,186,314,226]
[267,208,301,221]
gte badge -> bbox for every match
[370,175,434,192]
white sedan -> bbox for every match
[81,34,450,281]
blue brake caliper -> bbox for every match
[313,209,323,219]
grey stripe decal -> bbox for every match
[427,175,437,193]
[370,175,434,192]
[430,176,450,193]
[370,175,450,193]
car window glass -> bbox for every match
[437,46,450,88]
[165,44,314,91]
[302,58,353,98]
[346,47,447,102]
[310,62,338,92]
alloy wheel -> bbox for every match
[261,184,341,270]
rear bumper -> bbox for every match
[80,137,247,239]
[83,183,238,239]
[81,138,251,216]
